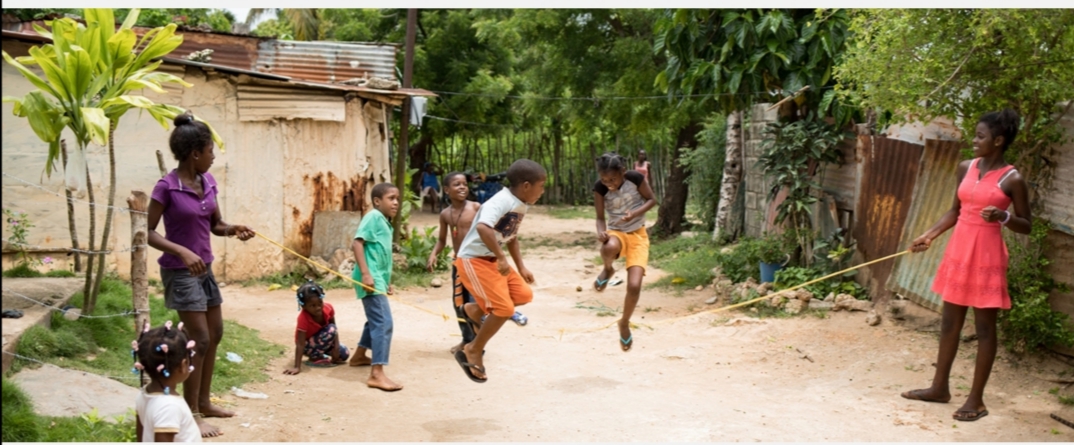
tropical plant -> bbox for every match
[680,114,727,232]
[758,116,846,265]
[2,8,221,313]
[1000,219,1073,354]
[3,208,35,268]
[398,226,450,272]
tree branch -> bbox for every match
[924,46,976,102]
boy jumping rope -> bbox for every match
[593,152,657,352]
[429,172,530,354]
[348,183,403,391]
[453,159,547,383]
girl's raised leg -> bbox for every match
[596,237,621,291]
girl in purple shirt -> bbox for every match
[148,112,254,438]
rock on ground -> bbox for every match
[866,310,882,326]
[785,298,808,315]
[11,364,139,420]
[833,293,873,312]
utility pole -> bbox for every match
[392,8,417,242]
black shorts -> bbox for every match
[161,266,223,312]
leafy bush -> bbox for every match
[1000,220,1074,354]
[398,226,450,272]
[775,266,867,300]
[713,237,763,283]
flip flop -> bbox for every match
[953,409,988,422]
[512,311,528,326]
[594,277,610,292]
[609,278,624,286]
[620,335,633,352]
[453,350,487,383]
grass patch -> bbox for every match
[391,268,444,290]
[520,234,595,250]
[3,376,136,442]
[11,275,284,394]
[546,205,594,220]
[2,263,76,278]
[239,269,354,291]
[648,235,721,290]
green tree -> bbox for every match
[655,9,853,240]
[835,9,1074,202]
[3,8,221,313]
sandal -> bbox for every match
[511,311,528,326]
[620,335,633,352]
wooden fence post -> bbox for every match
[128,190,150,331]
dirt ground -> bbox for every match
[206,209,1073,442]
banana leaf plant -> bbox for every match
[3,8,223,313]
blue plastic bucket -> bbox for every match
[759,261,783,283]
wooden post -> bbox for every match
[128,190,150,332]
[155,150,168,177]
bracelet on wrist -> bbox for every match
[999,211,1011,225]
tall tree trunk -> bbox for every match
[82,148,97,314]
[89,120,118,314]
[655,120,703,236]
[128,190,150,332]
[713,111,744,242]
[60,140,82,273]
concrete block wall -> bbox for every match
[743,104,779,238]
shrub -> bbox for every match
[681,115,727,232]
[1000,220,1074,354]
[398,226,450,273]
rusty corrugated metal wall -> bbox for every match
[853,136,924,303]
[256,40,398,83]
[885,139,965,311]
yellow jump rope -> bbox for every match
[254,231,911,337]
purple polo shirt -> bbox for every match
[151,170,218,269]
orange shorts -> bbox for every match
[454,257,533,318]
[608,227,650,271]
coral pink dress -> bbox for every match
[932,158,1017,309]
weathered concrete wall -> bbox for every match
[1,39,392,281]
[742,104,779,238]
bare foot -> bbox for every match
[618,319,633,352]
[349,355,371,367]
[199,404,236,418]
[463,343,487,380]
[367,373,403,391]
[900,388,951,403]
[450,341,466,354]
[196,417,223,438]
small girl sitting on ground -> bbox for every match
[592,152,657,352]
[133,320,201,442]
[284,281,350,374]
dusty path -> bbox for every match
[208,208,1071,441]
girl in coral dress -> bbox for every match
[901,109,1031,422]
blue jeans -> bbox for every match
[357,294,393,366]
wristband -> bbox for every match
[999,211,1011,225]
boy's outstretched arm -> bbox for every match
[476,223,511,276]
[284,331,306,375]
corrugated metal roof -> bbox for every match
[236,84,346,122]
[256,40,397,84]
[1041,103,1074,235]
[853,135,924,300]
[885,139,965,312]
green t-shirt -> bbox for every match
[352,209,393,298]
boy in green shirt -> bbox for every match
[347,183,402,392]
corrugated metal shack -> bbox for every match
[1,24,434,281]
